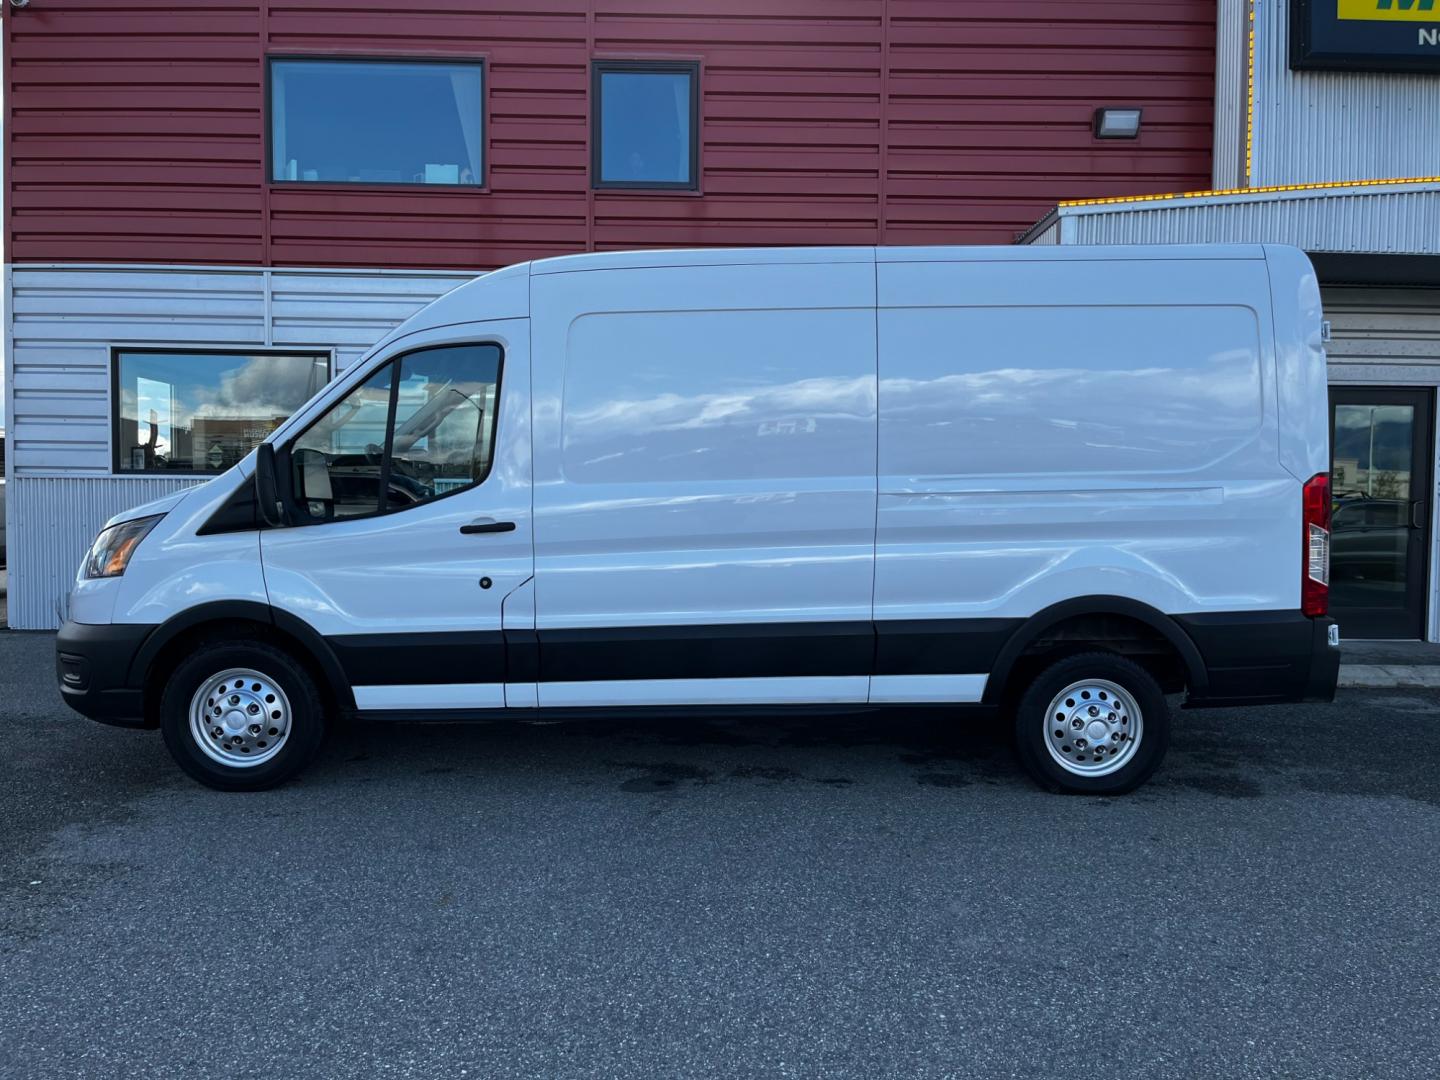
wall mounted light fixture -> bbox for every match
[1093,108,1143,140]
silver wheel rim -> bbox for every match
[1043,677,1143,778]
[188,668,292,769]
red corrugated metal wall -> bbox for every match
[4,0,1216,270]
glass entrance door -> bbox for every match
[1329,388,1434,639]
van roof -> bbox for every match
[528,243,1269,276]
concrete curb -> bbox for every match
[1339,664,1440,689]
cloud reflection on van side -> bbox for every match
[559,354,1259,484]
[880,349,1261,476]
[562,374,876,483]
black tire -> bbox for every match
[159,639,326,792]
[1012,652,1169,795]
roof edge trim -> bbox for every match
[1056,177,1440,213]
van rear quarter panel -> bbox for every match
[875,254,1299,621]
[1264,244,1330,483]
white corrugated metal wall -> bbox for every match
[1048,183,1440,251]
[1211,0,1247,189]
[1324,288,1440,380]
[1022,219,1061,246]
[9,475,200,627]
[3,265,476,628]
[1251,0,1438,187]
[1206,1,1439,190]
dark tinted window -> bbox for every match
[115,350,329,474]
[271,59,483,185]
[594,63,698,188]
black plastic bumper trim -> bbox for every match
[56,621,156,727]
[1178,611,1338,708]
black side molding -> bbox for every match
[531,621,874,682]
[328,630,508,687]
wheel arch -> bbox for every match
[982,596,1207,706]
[129,601,354,719]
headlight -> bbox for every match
[82,515,162,579]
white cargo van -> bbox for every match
[57,245,1338,793]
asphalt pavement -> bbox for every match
[2,628,1438,1079]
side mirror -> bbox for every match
[254,443,286,527]
[293,446,333,503]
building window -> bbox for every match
[114,350,330,474]
[270,59,484,186]
[592,61,699,190]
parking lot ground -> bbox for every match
[2,627,1438,1080]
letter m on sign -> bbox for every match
[1339,0,1438,16]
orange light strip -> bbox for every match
[1245,0,1256,186]
[1057,176,1440,210]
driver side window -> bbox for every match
[289,343,502,521]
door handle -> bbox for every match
[1411,501,1426,530]
[459,518,517,535]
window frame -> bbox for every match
[266,54,489,191]
[590,59,701,192]
[276,341,506,528]
[110,346,333,477]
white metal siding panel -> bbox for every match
[269,271,474,370]
[1322,287,1440,382]
[1059,185,1440,253]
[1253,0,1440,187]
[1211,0,1247,189]
[8,475,202,628]
[1024,219,1061,246]
[3,263,478,628]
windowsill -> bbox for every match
[113,470,233,478]
[593,185,703,196]
[269,180,489,194]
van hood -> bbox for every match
[102,457,254,530]
[103,487,195,529]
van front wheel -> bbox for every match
[159,640,326,791]
[1013,653,1169,794]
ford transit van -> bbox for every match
[57,245,1339,793]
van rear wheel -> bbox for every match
[1013,652,1169,794]
[159,640,326,792]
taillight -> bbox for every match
[1302,473,1330,617]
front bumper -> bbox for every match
[1178,612,1340,708]
[56,621,156,728]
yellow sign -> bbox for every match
[1338,0,1440,21]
